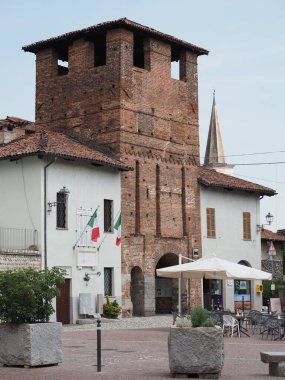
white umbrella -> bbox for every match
[156,254,272,280]
[156,254,271,313]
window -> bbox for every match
[243,212,251,240]
[104,199,113,232]
[94,33,106,67]
[57,47,69,76]
[56,192,68,229]
[133,33,145,69]
[171,46,180,80]
[206,208,216,238]
[104,268,113,296]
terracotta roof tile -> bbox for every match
[261,228,285,242]
[23,18,208,56]
[199,167,276,196]
[0,116,35,131]
[0,130,130,171]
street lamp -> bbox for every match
[257,212,274,232]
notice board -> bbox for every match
[270,298,282,314]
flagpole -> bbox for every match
[97,209,121,251]
[73,206,100,249]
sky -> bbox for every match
[1,0,285,230]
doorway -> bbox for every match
[155,253,180,314]
[203,279,223,310]
[56,279,70,324]
[131,266,144,316]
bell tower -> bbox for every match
[24,18,208,316]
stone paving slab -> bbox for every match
[0,316,285,380]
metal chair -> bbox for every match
[261,316,281,340]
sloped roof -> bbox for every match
[199,167,276,196]
[261,228,285,242]
[0,116,35,131]
[0,130,129,171]
[23,18,208,56]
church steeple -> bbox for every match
[204,92,234,175]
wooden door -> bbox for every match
[56,279,70,324]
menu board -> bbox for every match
[270,298,282,314]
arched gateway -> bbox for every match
[155,253,180,314]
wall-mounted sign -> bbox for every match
[77,248,98,267]
[57,266,72,278]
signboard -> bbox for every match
[77,248,98,267]
[270,298,281,314]
[268,241,276,256]
[57,266,72,278]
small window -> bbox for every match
[104,267,113,296]
[94,33,106,67]
[104,199,113,232]
[206,208,216,238]
[57,47,69,76]
[243,212,251,240]
[57,192,68,229]
[171,46,180,80]
[133,33,145,69]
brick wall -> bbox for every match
[34,26,202,315]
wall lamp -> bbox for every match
[256,212,274,232]
[47,186,70,213]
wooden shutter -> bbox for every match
[243,212,251,240]
[206,208,216,238]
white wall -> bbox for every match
[200,186,263,311]
[0,156,122,323]
[0,157,42,246]
[45,159,122,322]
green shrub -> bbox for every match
[103,295,122,319]
[202,318,215,327]
[190,306,209,327]
[0,267,64,323]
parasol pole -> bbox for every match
[178,254,182,314]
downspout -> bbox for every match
[44,158,56,270]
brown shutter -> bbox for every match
[207,208,216,238]
[243,212,251,240]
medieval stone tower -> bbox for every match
[24,18,208,316]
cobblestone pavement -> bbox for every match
[64,315,174,331]
[1,316,285,380]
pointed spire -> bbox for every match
[204,92,234,175]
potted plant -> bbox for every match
[103,295,122,319]
[168,306,224,378]
[0,267,64,367]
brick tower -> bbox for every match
[24,19,208,316]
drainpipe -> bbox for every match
[44,158,56,270]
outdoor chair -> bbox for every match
[260,316,281,340]
[208,311,223,327]
[250,311,264,334]
[222,314,240,338]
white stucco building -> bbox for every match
[0,117,129,323]
[199,95,276,312]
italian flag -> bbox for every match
[88,210,100,243]
[114,212,121,246]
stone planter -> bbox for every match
[168,326,224,377]
[0,322,62,367]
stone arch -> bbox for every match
[130,266,144,316]
[155,253,180,314]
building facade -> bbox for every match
[0,118,127,323]
[23,18,209,316]
[200,96,276,312]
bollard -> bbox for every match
[97,317,101,372]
